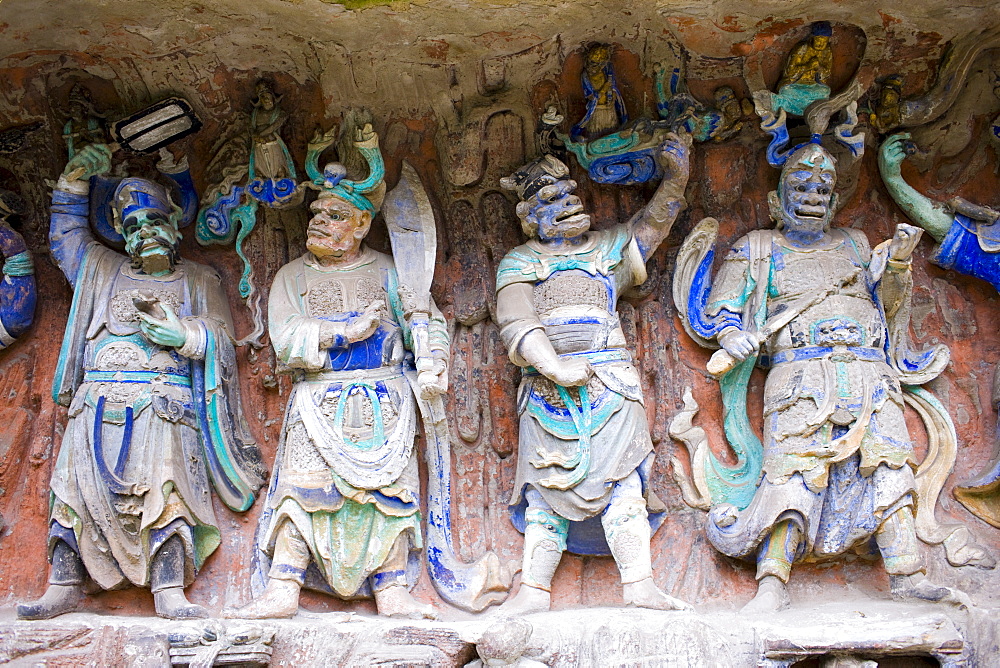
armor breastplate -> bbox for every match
[767,243,884,354]
[533,270,626,354]
[304,263,404,369]
[105,265,186,337]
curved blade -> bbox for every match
[384,161,436,307]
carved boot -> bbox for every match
[603,497,693,612]
[17,541,85,620]
[372,535,437,620]
[498,508,568,616]
[878,507,970,608]
[743,520,796,613]
[151,535,208,619]
[225,521,308,619]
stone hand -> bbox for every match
[137,302,187,348]
[889,223,923,261]
[345,301,382,342]
[417,358,448,399]
[308,126,338,152]
[718,328,759,362]
[879,132,911,179]
[63,143,113,181]
[658,131,692,185]
[545,357,593,387]
[355,122,376,145]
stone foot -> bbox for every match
[890,573,972,609]
[154,586,209,620]
[17,584,83,620]
[495,583,551,616]
[623,577,693,612]
[224,578,301,619]
[741,575,790,614]
[374,584,437,620]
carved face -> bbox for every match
[518,178,591,242]
[777,146,837,237]
[120,209,181,275]
[307,196,371,264]
[811,35,830,51]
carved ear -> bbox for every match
[767,190,781,222]
[515,200,531,221]
[829,191,840,214]
[355,210,373,239]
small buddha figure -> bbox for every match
[870,75,903,135]
[771,22,834,116]
[571,44,627,141]
[778,21,833,89]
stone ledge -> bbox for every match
[0,600,984,667]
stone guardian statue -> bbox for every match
[494,133,691,614]
[230,124,446,620]
[17,143,265,620]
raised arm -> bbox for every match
[878,133,952,243]
[630,132,691,260]
[50,144,112,286]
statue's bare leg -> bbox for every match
[497,490,567,616]
[742,520,795,614]
[605,473,693,612]
[17,540,84,620]
[225,520,305,619]
[372,534,436,619]
[879,507,970,608]
[151,535,208,619]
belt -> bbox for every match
[524,348,631,376]
[83,370,192,387]
[760,346,886,367]
[303,363,404,383]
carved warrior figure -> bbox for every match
[881,132,1000,528]
[249,81,295,183]
[495,135,691,614]
[232,126,446,620]
[17,144,265,620]
[681,137,966,612]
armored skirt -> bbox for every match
[259,369,423,598]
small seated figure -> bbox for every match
[772,22,834,116]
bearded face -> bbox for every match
[306,196,371,264]
[120,208,181,276]
[519,178,592,242]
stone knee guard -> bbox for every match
[48,539,85,587]
[601,496,651,585]
[269,521,312,586]
[876,505,924,576]
[150,535,187,593]
[372,533,410,593]
[521,508,568,591]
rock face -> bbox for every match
[0,1,999,665]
